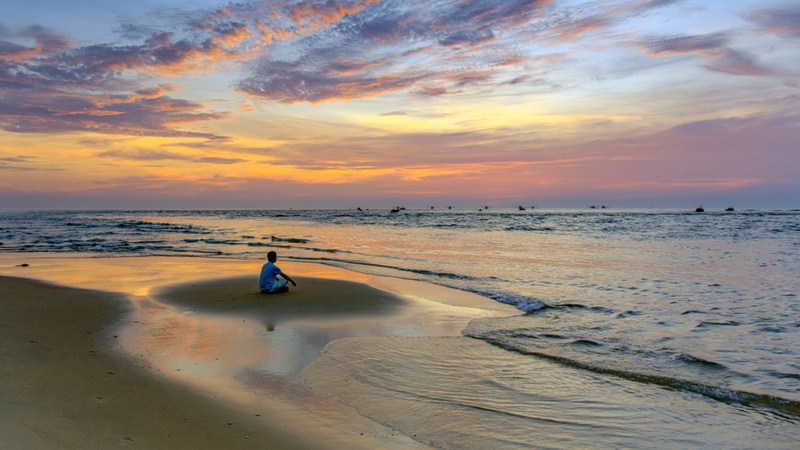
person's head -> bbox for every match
[267,251,277,262]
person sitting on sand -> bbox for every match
[259,251,297,294]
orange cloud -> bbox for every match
[288,0,383,31]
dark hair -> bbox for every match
[267,251,277,261]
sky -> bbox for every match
[1,0,798,209]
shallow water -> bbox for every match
[302,336,799,449]
[2,208,799,447]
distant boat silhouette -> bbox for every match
[725,207,735,212]
[695,206,705,213]
[518,206,526,211]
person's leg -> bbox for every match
[268,277,288,293]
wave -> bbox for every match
[503,226,556,232]
[289,255,547,312]
[676,354,728,370]
[544,303,615,314]
[465,290,548,312]
[270,236,312,243]
[697,320,741,327]
[291,256,475,280]
[113,220,210,234]
[470,333,800,416]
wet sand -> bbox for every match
[0,255,517,449]
[0,275,308,449]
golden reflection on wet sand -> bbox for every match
[0,254,516,448]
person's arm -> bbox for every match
[280,271,297,286]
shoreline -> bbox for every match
[0,254,517,449]
[0,275,313,449]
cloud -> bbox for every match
[193,156,247,164]
[1,24,243,92]
[3,0,681,119]
[747,5,800,38]
[412,86,449,97]
[0,24,72,62]
[535,13,614,43]
[6,1,492,130]
[4,0,787,143]
[97,149,191,161]
[639,32,729,56]
[0,21,240,137]
[288,0,383,31]
[97,149,246,164]
[635,0,682,9]
[239,58,428,103]
[703,49,783,77]
[0,85,231,138]
[0,155,36,163]
[0,154,62,172]
[235,0,712,104]
[638,32,782,77]
[237,0,557,103]
[665,112,800,138]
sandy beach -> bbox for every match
[0,254,516,449]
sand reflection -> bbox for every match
[117,272,515,412]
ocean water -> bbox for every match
[2,208,799,448]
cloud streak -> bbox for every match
[235,0,736,104]
[237,0,562,103]
[747,5,800,38]
[637,30,784,77]
[0,83,230,138]
[639,33,730,56]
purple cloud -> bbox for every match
[747,5,800,38]
[639,33,729,56]
[704,49,782,77]
[0,155,59,172]
[97,149,245,164]
[0,85,230,138]
[0,25,72,62]
[638,32,782,77]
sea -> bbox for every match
[1,208,799,449]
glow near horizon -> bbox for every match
[0,0,798,209]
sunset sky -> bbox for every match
[1,0,798,209]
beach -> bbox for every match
[1,208,799,449]
[0,254,516,449]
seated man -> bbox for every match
[259,251,297,294]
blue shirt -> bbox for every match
[259,261,282,292]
